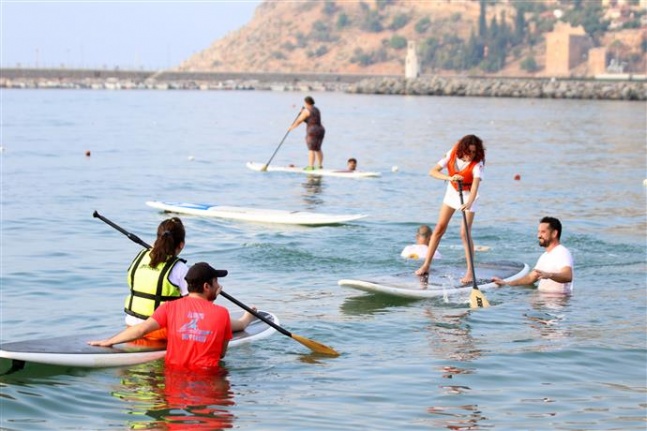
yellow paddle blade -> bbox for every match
[291,334,340,357]
[469,288,490,309]
[260,165,268,172]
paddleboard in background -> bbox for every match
[0,310,278,371]
[146,201,366,226]
[246,162,381,178]
[338,261,529,299]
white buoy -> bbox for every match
[643,178,647,187]
[391,165,399,173]
[188,155,195,161]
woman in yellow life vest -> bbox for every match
[415,135,486,284]
[125,217,188,340]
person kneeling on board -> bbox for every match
[492,217,574,295]
[401,225,442,260]
[89,262,256,370]
[124,217,250,340]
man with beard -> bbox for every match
[493,217,574,295]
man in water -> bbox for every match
[89,262,255,370]
[493,216,574,295]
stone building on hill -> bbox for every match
[545,22,593,77]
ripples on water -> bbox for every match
[1,90,645,430]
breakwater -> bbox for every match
[1,68,644,101]
[347,76,646,101]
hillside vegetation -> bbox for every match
[178,0,646,77]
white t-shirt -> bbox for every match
[534,244,574,294]
[401,244,442,260]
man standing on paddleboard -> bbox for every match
[492,217,574,295]
[288,95,325,171]
[89,262,256,370]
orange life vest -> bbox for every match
[447,145,478,191]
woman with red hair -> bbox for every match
[415,135,486,284]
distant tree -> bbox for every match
[513,4,527,45]
[323,1,337,16]
[281,41,296,52]
[478,0,487,38]
[465,31,484,68]
[311,20,336,42]
[563,2,609,40]
[361,9,384,32]
[351,48,374,66]
[389,35,408,50]
[390,13,409,31]
[520,55,538,72]
[308,46,329,58]
[337,12,350,29]
[415,17,431,34]
[376,0,395,10]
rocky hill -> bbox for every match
[177,0,646,78]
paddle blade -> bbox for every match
[469,288,490,309]
[291,334,340,357]
[260,164,268,172]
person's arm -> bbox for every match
[461,177,481,211]
[231,307,257,332]
[88,318,161,347]
[288,109,309,131]
[534,266,573,284]
[493,269,540,287]
[429,163,450,181]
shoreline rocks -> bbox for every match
[1,68,644,101]
[347,76,646,101]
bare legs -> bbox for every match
[415,203,476,284]
[416,204,455,275]
[308,150,323,168]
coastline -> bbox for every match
[1,68,645,101]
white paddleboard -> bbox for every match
[146,201,366,226]
[246,161,381,178]
[339,261,529,299]
[0,310,278,370]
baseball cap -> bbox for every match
[185,262,228,285]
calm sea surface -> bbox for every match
[1,89,645,430]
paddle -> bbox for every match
[456,182,490,309]
[92,211,340,356]
[260,108,302,172]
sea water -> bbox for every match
[0,89,645,430]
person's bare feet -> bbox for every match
[460,275,473,285]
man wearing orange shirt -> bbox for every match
[89,262,254,370]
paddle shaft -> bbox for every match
[92,211,341,354]
[457,182,479,291]
[262,108,302,170]
[93,211,286,330]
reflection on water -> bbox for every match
[301,177,324,208]
[524,293,572,347]
[423,308,480,362]
[423,308,485,430]
[113,362,234,430]
[339,293,420,316]
[426,404,485,431]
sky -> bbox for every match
[1,1,262,70]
